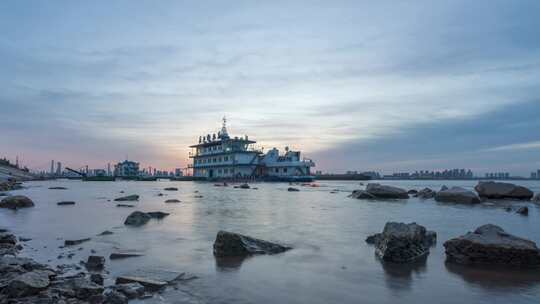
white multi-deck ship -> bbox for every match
[188,118,315,181]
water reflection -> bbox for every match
[445,262,540,291]
[381,257,427,293]
[214,256,249,272]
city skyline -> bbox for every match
[1,1,540,175]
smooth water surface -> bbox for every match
[1,180,540,303]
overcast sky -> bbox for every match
[1,0,539,175]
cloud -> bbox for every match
[483,141,540,152]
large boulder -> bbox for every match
[0,195,34,209]
[349,183,409,200]
[474,181,533,200]
[414,188,436,199]
[444,224,540,266]
[4,270,51,298]
[435,187,480,204]
[213,231,291,257]
[365,222,436,263]
[124,211,151,226]
[85,255,105,271]
[533,193,540,204]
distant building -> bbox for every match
[114,160,140,177]
[56,162,62,176]
[175,168,183,177]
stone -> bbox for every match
[440,185,449,191]
[474,181,534,200]
[57,201,76,206]
[5,270,50,298]
[435,187,480,204]
[109,253,143,260]
[163,187,178,191]
[65,238,91,246]
[114,195,139,202]
[287,187,300,192]
[164,199,181,203]
[444,224,540,266]
[111,283,145,299]
[52,276,104,299]
[0,195,35,209]
[239,183,250,189]
[348,190,377,199]
[85,256,105,271]
[115,276,167,292]
[146,211,169,219]
[516,206,529,216]
[103,289,128,304]
[90,273,104,285]
[48,187,68,190]
[98,230,113,236]
[533,193,540,203]
[365,222,436,263]
[124,211,151,226]
[414,188,436,199]
[0,233,17,245]
[115,269,184,292]
[213,230,291,257]
[116,204,134,208]
[407,189,418,195]
[349,184,409,200]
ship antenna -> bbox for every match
[221,116,229,138]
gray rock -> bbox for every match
[0,233,17,245]
[64,238,91,246]
[0,195,35,209]
[239,183,250,189]
[435,187,480,204]
[124,211,151,227]
[348,190,377,199]
[414,188,436,199]
[57,201,76,206]
[103,289,128,304]
[163,187,178,191]
[350,183,409,200]
[213,230,291,257]
[114,195,139,202]
[287,187,300,192]
[146,211,169,219]
[109,253,143,260]
[112,283,145,299]
[48,186,68,190]
[475,181,534,200]
[440,185,449,191]
[444,224,540,266]
[85,256,105,271]
[52,276,104,299]
[98,230,113,236]
[366,222,436,263]
[516,206,529,216]
[116,204,134,208]
[533,193,540,204]
[164,199,181,203]
[407,189,418,195]
[90,273,104,285]
[5,270,50,298]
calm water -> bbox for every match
[1,179,540,304]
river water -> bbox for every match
[1,179,540,304]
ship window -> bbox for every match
[224,168,228,174]
[218,169,222,174]
[213,158,217,163]
[224,156,228,161]
[275,168,279,173]
[284,168,288,173]
[218,157,222,162]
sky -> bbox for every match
[1,0,539,175]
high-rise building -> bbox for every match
[107,163,111,176]
[56,162,62,176]
[50,160,55,175]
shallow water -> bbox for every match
[1,179,540,304]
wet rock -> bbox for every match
[90,273,104,285]
[103,289,128,304]
[109,253,143,260]
[113,195,139,202]
[157,193,164,197]
[407,189,418,195]
[444,224,540,266]
[0,195,35,209]
[414,188,436,199]
[287,187,300,192]
[52,275,104,299]
[516,206,529,216]
[19,237,31,242]
[146,211,169,219]
[440,185,448,191]
[48,187,68,190]
[98,230,113,236]
[239,183,250,189]
[124,211,151,227]
[4,270,51,298]
[111,283,145,299]
[116,204,134,208]
[349,184,409,199]
[348,190,377,199]
[115,276,167,292]
[435,187,480,204]
[64,238,90,246]
[57,201,76,206]
[474,181,534,200]
[85,256,105,271]
[0,233,17,245]
[0,192,7,196]
[164,199,181,203]
[163,187,178,191]
[533,193,540,203]
[365,222,436,263]
[213,230,291,257]
[115,269,184,292]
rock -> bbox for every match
[124,211,151,227]
[516,206,529,216]
[52,276,104,299]
[474,181,534,200]
[407,189,418,195]
[85,255,105,271]
[163,187,178,191]
[5,270,50,297]
[109,253,143,260]
[348,190,376,199]
[146,211,169,219]
[57,201,76,206]
[435,187,480,204]
[349,184,409,199]
[0,233,17,245]
[239,183,250,189]
[65,238,91,246]
[0,192,7,196]
[115,269,184,292]
[115,276,167,292]
[111,283,145,299]
[164,199,181,203]
[116,204,134,208]
[533,193,540,203]
[213,230,291,257]
[414,188,436,199]
[440,185,449,191]
[157,193,164,197]
[103,289,128,304]
[114,195,139,202]
[90,273,104,285]
[0,195,35,209]
[287,187,300,192]
[365,222,436,263]
[98,230,113,236]
[444,224,540,266]
[194,195,203,198]
[48,186,68,190]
